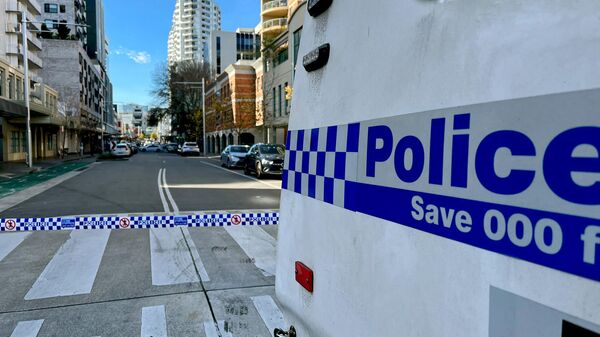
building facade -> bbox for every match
[0,0,63,162]
[117,104,148,138]
[205,61,261,154]
[259,0,305,144]
[167,0,221,65]
[208,27,261,77]
[39,0,87,47]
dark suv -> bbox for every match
[244,144,285,178]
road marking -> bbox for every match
[251,295,286,336]
[150,228,208,285]
[181,227,210,281]
[25,230,111,300]
[157,168,170,213]
[0,169,88,214]
[141,305,168,337]
[9,319,44,337]
[0,233,30,263]
[192,159,282,189]
[162,169,180,213]
[225,226,277,276]
[204,320,232,337]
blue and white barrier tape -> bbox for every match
[0,211,279,232]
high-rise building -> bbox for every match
[39,0,88,47]
[1,0,44,79]
[260,0,288,40]
[85,0,106,67]
[209,28,261,76]
[168,0,222,65]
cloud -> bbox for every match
[114,47,152,64]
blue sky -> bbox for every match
[105,0,260,107]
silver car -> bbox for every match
[221,145,250,168]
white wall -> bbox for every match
[277,1,600,336]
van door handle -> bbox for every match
[274,326,296,337]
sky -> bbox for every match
[105,0,260,107]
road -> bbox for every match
[0,153,286,337]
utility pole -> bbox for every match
[202,78,206,156]
[21,11,32,167]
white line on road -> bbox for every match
[225,226,277,277]
[9,319,44,337]
[141,305,168,337]
[157,168,171,213]
[204,320,233,337]
[191,159,282,189]
[150,228,209,285]
[0,233,30,263]
[25,230,111,300]
[162,169,180,213]
[251,295,286,336]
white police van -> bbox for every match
[275,1,600,336]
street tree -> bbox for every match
[57,88,81,158]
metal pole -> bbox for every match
[202,78,206,157]
[100,109,104,153]
[21,11,32,168]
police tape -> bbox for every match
[0,211,279,232]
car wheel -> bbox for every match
[255,161,263,179]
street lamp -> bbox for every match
[173,80,207,156]
[20,12,88,167]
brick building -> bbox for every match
[205,61,261,154]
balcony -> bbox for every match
[5,0,20,12]
[23,0,42,15]
[27,52,43,69]
[6,42,19,55]
[262,18,287,36]
[5,23,19,34]
[262,0,288,17]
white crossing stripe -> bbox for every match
[150,228,208,285]
[251,296,286,336]
[0,233,30,263]
[141,305,168,337]
[181,228,210,281]
[25,230,110,300]
[225,226,277,276]
[203,320,233,337]
[9,320,44,337]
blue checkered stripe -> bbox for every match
[283,123,360,208]
[189,212,279,226]
[0,218,62,232]
[75,216,121,230]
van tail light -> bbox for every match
[295,261,314,293]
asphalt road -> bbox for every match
[0,153,287,336]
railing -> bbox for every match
[262,18,288,31]
[262,0,287,12]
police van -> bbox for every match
[275,1,600,336]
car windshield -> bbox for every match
[116,145,127,149]
[230,146,249,152]
[184,142,197,146]
[259,145,285,155]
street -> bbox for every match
[0,153,285,337]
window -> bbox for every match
[60,4,66,13]
[44,3,58,13]
[11,131,19,153]
[16,78,22,100]
[48,135,54,150]
[0,68,4,97]
[293,28,302,78]
[284,82,289,114]
[44,19,58,29]
[272,88,276,116]
[278,85,282,117]
[274,48,289,67]
[8,74,14,99]
[21,132,27,152]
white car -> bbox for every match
[181,142,200,156]
[221,145,250,168]
[112,144,131,157]
[142,144,161,152]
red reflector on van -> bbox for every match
[295,261,314,293]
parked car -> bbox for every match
[112,144,132,157]
[142,144,161,152]
[221,145,250,168]
[180,142,200,156]
[165,143,179,153]
[244,144,285,178]
[120,141,138,154]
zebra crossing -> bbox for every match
[0,225,285,336]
